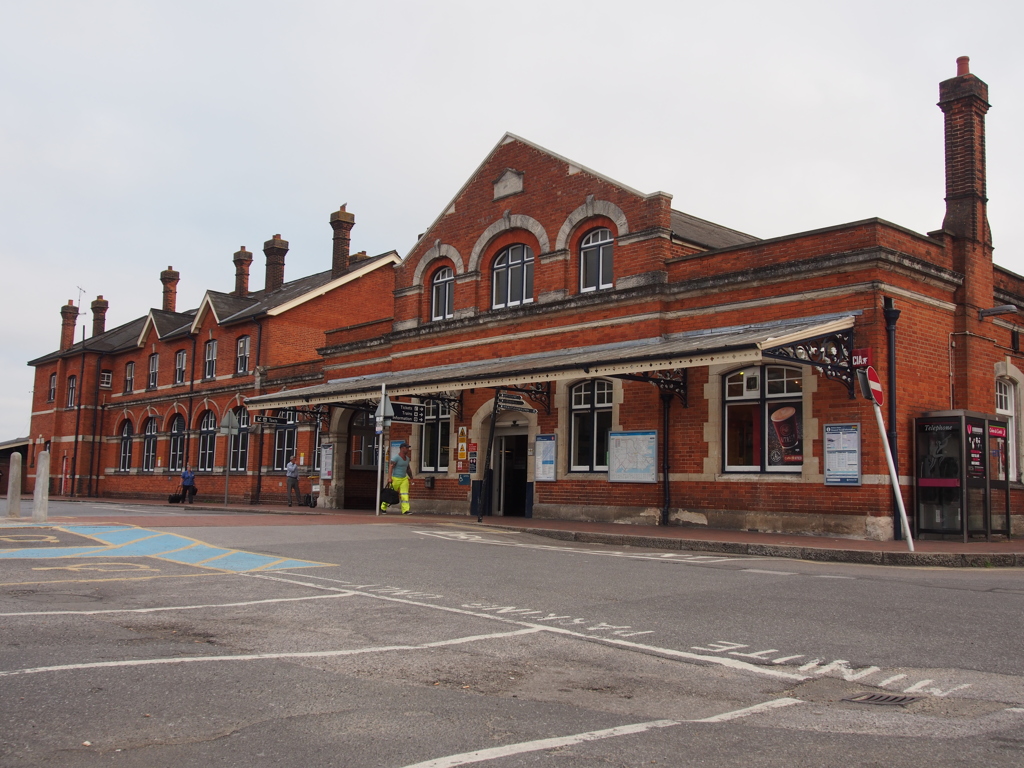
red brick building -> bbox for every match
[28,59,1023,540]
[27,206,399,505]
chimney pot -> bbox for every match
[59,300,80,351]
[90,295,109,337]
[330,205,356,278]
[263,235,289,293]
[160,266,180,313]
[957,56,970,76]
[233,246,253,297]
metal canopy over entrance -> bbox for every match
[245,313,858,412]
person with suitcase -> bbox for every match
[181,464,197,504]
[380,442,414,514]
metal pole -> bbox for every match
[224,439,231,505]
[661,392,671,526]
[883,298,902,538]
[872,401,914,551]
[375,384,386,516]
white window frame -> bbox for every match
[723,365,803,474]
[204,340,218,380]
[174,349,187,385]
[996,378,1017,482]
[273,410,297,470]
[420,400,451,473]
[124,362,135,393]
[66,375,77,408]
[47,373,56,402]
[570,379,614,472]
[99,370,112,389]
[148,354,158,389]
[168,414,185,472]
[142,418,158,471]
[119,421,133,472]
[580,228,613,292]
[198,411,217,471]
[236,336,250,374]
[229,407,249,471]
[492,244,535,309]
[431,267,455,321]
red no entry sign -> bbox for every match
[865,365,884,406]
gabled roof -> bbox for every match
[407,132,758,258]
[190,251,400,332]
[137,309,196,345]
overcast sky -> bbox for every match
[2,0,1022,441]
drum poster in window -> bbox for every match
[766,402,803,468]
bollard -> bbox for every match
[6,452,22,518]
[32,451,50,523]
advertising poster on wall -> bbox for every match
[766,402,803,469]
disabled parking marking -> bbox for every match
[0,534,61,543]
[0,523,332,572]
[32,562,159,573]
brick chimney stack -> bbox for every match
[160,266,180,312]
[263,234,289,293]
[90,295,109,337]
[939,55,991,245]
[60,300,79,351]
[233,246,253,296]
[330,204,356,278]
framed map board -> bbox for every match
[608,431,657,483]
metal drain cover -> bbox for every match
[842,693,922,706]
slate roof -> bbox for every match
[670,210,758,250]
[28,253,395,365]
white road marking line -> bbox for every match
[742,569,795,575]
[815,575,855,579]
[0,627,543,678]
[0,592,355,617]
[400,699,803,768]
[255,573,809,681]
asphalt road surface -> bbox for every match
[2,502,1023,767]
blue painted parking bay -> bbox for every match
[0,524,330,572]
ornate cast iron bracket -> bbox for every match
[615,368,687,407]
[761,329,856,399]
[294,405,329,426]
[410,390,464,421]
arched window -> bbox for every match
[142,418,158,471]
[168,414,185,471]
[273,409,297,470]
[47,373,56,402]
[724,365,803,473]
[570,379,614,471]
[198,411,217,472]
[229,407,249,471]
[66,375,77,408]
[492,245,534,309]
[236,336,251,373]
[580,228,613,292]
[431,267,455,321]
[421,400,451,472]
[349,411,380,469]
[996,378,1017,482]
[119,421,133,472]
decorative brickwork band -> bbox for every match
[160,266,180,312]
[263,235,289,293]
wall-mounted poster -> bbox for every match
[535,434,556,481]
[766,402,803,470]
[608,431,657,483]
[320,444,334,480]
[823,424,860,485]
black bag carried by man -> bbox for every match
[380,483,400,505]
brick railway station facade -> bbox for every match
[26,59,1023,540]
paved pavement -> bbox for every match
[7,494,1023,567]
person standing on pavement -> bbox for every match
[181,464,197,504]
[285,455,301,507]
[381,442,414,514]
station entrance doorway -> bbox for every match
[492,432,529,517]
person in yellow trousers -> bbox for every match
[381,442,414,514]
